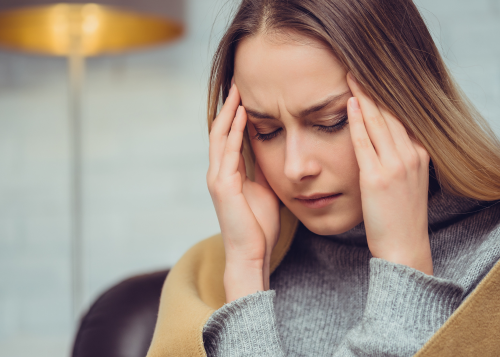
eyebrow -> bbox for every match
[244,91,350,120]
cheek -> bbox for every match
[320,129,360,183]
[247,128,285,187]
[250,144,284,185]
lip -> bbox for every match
[295,192,342,209]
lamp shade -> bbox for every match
[0,0,185,56]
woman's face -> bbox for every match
[234,32,363,236]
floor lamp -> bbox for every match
[0,0,185,320]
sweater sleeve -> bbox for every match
[332,258,464,357]
[203,290,285,357]
[202,258,464,357]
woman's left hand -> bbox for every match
[346,73,433,275]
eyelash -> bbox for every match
[253,114,349,142]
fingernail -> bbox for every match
[350,97,360,110]
[348,72,358,83]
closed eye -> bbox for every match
[252,113,349,142]
[253,128,283,141]
[314,114,349,133]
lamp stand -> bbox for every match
[68,31,85,321]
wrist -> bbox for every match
[263,253,272,290]
[377,245,433,275]
[224,259,265,303]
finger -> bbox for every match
[238,152,247,184]
[219,106,247,177]
[347,73,397,162]
[379,106,417,162]
[210,83,240,133]
[209,84,241,174]
[347,97,379,173]
[410,136,430,168]
[380,107,431,174]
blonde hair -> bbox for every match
[208,0,500,201]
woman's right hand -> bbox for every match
[207,83,281,303]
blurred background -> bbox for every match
[0,0,499,356]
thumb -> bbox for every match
[238,152,247,184]
[254,160,272,190]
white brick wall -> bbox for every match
[0,1,499,356]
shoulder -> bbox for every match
[169,233,225,278]
[164,233,226,309]
[432,202,500,296]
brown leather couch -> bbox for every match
[72,270,170,357]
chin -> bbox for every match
[293,209,363,236]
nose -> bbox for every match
[283,130,322,183]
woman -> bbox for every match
[146,0,500,356]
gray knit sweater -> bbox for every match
[202,189,500,356]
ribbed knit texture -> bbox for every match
[203,190,500,356]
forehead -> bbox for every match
[234,32,348,116]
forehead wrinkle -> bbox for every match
[244,91,284,120]
[245,107,277,120]
[295,91,351,118]
[244,91,350,121]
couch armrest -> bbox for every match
[72,270,169,357]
